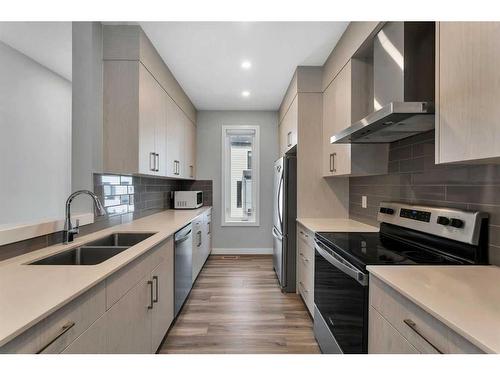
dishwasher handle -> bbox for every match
[314,239,368,286]
[175,229,192,244]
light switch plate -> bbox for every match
[362,196,367,208]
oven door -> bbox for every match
[313,239,369,354]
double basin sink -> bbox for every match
[29,232,156,266]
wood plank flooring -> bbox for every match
[159,255,320,354]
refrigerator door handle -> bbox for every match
[272,226,283,240]
[277,174,284,230]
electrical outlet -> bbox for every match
[362,196,367,209]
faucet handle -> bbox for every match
[74,219,80,233]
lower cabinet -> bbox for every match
[107,274,153,354]
[296,223,315,316]
[0,236,175,354]
[368,275,483,354]
[151,255,174,351]
[192,209,213,283]
[368,306,418,354]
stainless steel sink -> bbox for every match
[29,232,156,266]
[84,232,156,247]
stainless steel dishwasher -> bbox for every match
[174,223,193,317]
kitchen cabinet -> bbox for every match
[296,223,314,316]
[368,306,419,354]
[279,95,298,156]
[103,24,197,179]
[0,283,106,354]
[151,246,174,350]
[192,209,212,282]
[436,22,500,164]
[62,315,108,354]
[322,60,388,177]
[107,274,152,354]
[191,216,204,282]
[104,61,167,176]
[368,275,483,354]
[185,118,197,179]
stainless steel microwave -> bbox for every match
[174,191,203,209]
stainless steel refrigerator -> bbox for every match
[272,153,297,293]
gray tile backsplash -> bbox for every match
[0,174,212,262]
[349,130,500,265]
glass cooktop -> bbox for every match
[315,231,464,270]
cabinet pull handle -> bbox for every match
[150,152,155,172]
[155,153,160,172]
[190,165,194,178]
[153,276,159,303]
[329,153,334,172]
[207,221,211,235]
[36,321,75,354]
[403,319,443,354]
[147,280,154,309]
[287,131,292,147]
[332,152,336,173]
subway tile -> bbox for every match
[446,185,500,205]
[389,145,412,161]
[399,156,425,173]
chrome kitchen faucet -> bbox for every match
[63,190,107,244]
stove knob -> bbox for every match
[385,208,395,215]
[450,218,464,228]
[437,216,450,226]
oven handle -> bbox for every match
[314,239,368,286]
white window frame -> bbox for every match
[221,125,260,227]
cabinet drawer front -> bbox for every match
[370,276,483,354]
[297,224,314,248]
[62,314,108,354]
[0,282,105,354]
[297,237,314,265]
[106,251,152,309]
[368,306,419,354]
[149,237,171,270]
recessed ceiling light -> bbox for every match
[241,90,250,97]
[241,60,252,70]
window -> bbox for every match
[222,126,259,226]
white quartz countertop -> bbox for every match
[0,207,211,347]
[367,265,500,354]
[296,218,379,233]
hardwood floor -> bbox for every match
[159,255,320,354]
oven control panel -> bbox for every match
[377,201,488,245]
[399,208,431,222]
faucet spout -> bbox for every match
[63,190,106,244]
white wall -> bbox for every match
[197,111,278,253]
[0,40,71,226]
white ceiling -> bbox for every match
[140,22,348,110]
[0,22,72,81]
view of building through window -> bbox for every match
[222,126,259,225]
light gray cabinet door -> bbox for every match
[138,64,161,175]
[151,238,174,352]
[106,275,152,354]
[166,94,185,177]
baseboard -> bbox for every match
[212,248,273,255]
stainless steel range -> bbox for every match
[313,202,489,354]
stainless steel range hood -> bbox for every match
[331,22,436,144]
[331,102,435,144]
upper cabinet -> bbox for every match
[436,22,500,164]
[103,25,197,179]
[322,59,388,177]
[279,95,298,155]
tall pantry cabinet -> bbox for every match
[103,25,197,179]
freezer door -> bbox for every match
[272,226,286,287]
[273,158,284,233]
